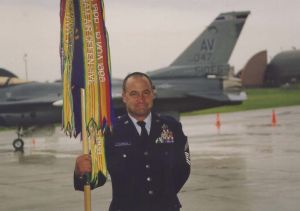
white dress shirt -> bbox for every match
[128,112,152,135]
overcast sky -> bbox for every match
[0,0,299,82]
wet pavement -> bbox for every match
[0,106,300,211]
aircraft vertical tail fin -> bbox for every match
[170,11,250,66]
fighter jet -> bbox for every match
[0,11,249,150]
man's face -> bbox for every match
[122,76,154,121]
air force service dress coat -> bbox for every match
[74,112,191,211]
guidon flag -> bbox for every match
[60,0,114,187]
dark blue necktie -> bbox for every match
[137,121,148,140]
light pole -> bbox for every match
[23,53,28,80]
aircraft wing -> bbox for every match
[1,95,60,106]
[0,81,62,112]
[187,91,247,102]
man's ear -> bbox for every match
[122,92,126,103]
[152,88,157,99]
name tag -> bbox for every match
[114,142,132,147]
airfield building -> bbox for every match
[238,50,267,87]
[265,50,300,87]
[238,49,300,87]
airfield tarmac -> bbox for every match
[0,105,300,211]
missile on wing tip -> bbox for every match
[53,99,63,106]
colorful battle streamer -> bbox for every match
[60,0,113,187]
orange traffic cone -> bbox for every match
[272,110,277,127]
[215,113,221,129]
[32,138,36,145]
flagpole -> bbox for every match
[81,88,91,211]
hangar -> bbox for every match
[265,50,300,86]
[238,50,300,87]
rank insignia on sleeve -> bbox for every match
[184,142,191,165]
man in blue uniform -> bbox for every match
[74,72,191,211]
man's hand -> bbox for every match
[75,154,92,176]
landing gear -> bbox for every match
[13,126,24,151]
[13,138,24,151]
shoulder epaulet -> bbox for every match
[115,114,129,125]
[159,114,176,122]
[156,113,178,126]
